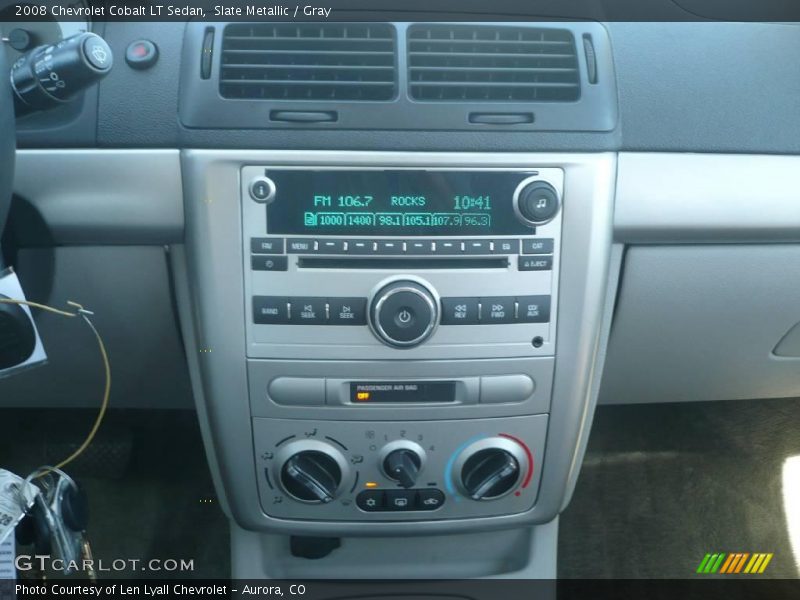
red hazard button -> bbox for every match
[125,40,158,70]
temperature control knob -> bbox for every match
[513,179,560,226]
[277,442,348,504]
[381,441,426,488]
[454,436,529,501]
[369,279,439,348]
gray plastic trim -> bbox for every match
[615,153,800,243]
[13,150,183,245]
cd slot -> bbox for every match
[298,257,509,270]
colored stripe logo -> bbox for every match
[696,552,773,574]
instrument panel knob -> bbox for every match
[513,179,561,226]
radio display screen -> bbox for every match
[265,170,535,236]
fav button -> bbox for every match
[251,237,285,254]
[481,297,515,323]
[328,298,367,325]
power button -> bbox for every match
[370,280,439,348]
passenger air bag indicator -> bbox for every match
[350,381,456,404]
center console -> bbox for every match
[179,150,616,576]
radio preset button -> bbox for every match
[328,298,367,326]
[406,240,435,254]
[463,240,492,255]
[316,239,347,254]
[253,296,289,324]
[347,240,376,255]
[290,297,326,324]
[492,239,520,254]
[481,297,515,323]
[251,256,288,272]
[433,240,462,255]
[251,237,285,255]
[522,239,554,255]
[517,295,551,323]
[519,256,553,271]
[375,241,404,255]
[441,297,480,325]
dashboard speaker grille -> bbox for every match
[219,23,397,101]
[408,25,580,102]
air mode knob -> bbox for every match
[455,437,529,501]
[369,279,439,348]
[513,179,561,226]
[278,443,347,503]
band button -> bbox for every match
[253,296,289,324]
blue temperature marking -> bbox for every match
[444,434,488,499]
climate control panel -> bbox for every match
[252,415,547,521]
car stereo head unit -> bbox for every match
[240,165,563,361]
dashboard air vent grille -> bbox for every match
[220,23,397,101]
[408,25,580,102]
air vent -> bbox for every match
[408,25,580,102]
[219,24,396,101]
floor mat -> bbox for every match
[558,398,800,578]
[0,410,230,579]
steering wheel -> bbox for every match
[0,47,14,244]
